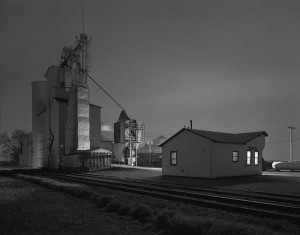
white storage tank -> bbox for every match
[274,162,300,171]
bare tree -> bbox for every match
[0,129,26,163]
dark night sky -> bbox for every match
[0,0,299,161]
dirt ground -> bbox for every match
[92,164,300,195]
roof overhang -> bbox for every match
[160,128,268,147]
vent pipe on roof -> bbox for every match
[190,120,193,129]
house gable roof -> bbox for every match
[159,128,268,147]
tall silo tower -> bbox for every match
[60,33,92,154]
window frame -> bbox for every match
[246,150,252,166]
[170,151,178,166]
[232,151,239,162]
[254,151,259,166]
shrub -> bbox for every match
[209,220,257,235]
[96,196,112,208]
[155,210,175,230]
[118,204,133,216]
[168,214,203,235]
[106,200,122,212]
[66,186,93,199]
[89,193,99,202]
[159,213,276,235]
[131,204,153,223]
[15,174,93,199]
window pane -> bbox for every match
[247,151,251,165]
[254,151,259,165]
[232,151,238,162]
[170,152,177,165]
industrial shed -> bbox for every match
[160,128,268,178]
[137,135,167,167]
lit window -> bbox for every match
[232,151,239,162]
[254,151,259,166]
[246,150,251,165]
[170,151,177,166]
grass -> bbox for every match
[131,204,153,223]
[118,204,133,216]
[93,195,112,208]
[106,200,123,212]
[6,173,300,235]
[154,211,290,235]
[0,177,152,235]
[16,174,93,198]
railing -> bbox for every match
[83,153,112,168]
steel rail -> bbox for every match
[20,171,300,223]
[71,172,300,205]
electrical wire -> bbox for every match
[81,69,299,144]
[82,70,126,111]
[265,138,300,144]
[145,132,173,136]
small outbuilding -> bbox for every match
[137,135,167,167]
[160,128,268,178]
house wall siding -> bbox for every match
[214,143,247,177]
[162,131,212,177]
[162,130,266,178]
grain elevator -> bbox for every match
[20,31,145,169]
[28,33,111,168]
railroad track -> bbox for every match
[18,170,300,223]
[75,172,300,205]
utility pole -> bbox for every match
[288,126,296,162]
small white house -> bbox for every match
[160,128,268,178]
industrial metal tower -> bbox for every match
[60,33,92,154]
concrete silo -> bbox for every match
[31,81,48,168]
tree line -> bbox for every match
[0,129,26,163]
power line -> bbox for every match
[265,138,300,144]
[145,132,174,137]
[80,71,300,145]
[82,70,126,111]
